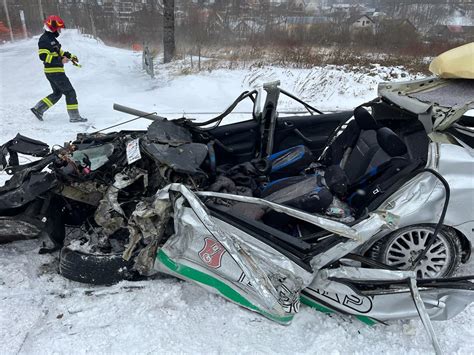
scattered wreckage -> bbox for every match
[1,74,474,353]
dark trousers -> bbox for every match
[44,72,78,108]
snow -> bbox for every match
[0,30,422,147]
[1,30,473,354]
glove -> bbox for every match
[63,52,79,62]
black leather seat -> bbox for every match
[321,106,405,184]
[262,107,411,215]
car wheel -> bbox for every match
[369,225,462,278]
[59,246,138,285]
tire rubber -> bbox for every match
[59,246,137,285]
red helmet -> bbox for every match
[44,15,65,32]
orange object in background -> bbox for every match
[0,21,10,40]
[132,43,143,52]
[0,21,9,34]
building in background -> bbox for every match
[0,0,472,46]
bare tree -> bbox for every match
[163,0,175,63]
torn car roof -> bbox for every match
[378,77,474,132]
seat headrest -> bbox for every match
[354,106,377,130]
[377,127,408,157]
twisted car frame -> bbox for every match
[1,78,473,353]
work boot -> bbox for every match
[68,109,88,123]
[31,100,50,121]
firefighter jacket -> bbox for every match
[37,31,73,74]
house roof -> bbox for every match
[378,18,416,30]
[348,15,375,25]
[286,16,329,25]
[428,24,474,36]
[229,19,263,31]
[447,25,464,33]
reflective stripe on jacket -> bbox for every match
[37,31,70,74]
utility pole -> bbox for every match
[20,10,27,39]
[163,0,175,63]
[87,4,97,39]
[2,0,14,42]
[38,0,44,21]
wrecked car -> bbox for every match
[1,76,473,353]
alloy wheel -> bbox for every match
[384,227,452,278]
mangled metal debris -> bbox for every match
[1,81,473,354]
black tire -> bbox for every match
[59,246,137,285]
[368,225,462,278]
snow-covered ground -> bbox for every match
[0,30,473,354]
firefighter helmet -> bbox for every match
[44,15,65,32]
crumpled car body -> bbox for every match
[1,79,473,353]
[150,184,473,326]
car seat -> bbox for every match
[262,108,415,217]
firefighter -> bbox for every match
[31,15,87,123]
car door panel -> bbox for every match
[272,111,353,158]
[209,119,260,163]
